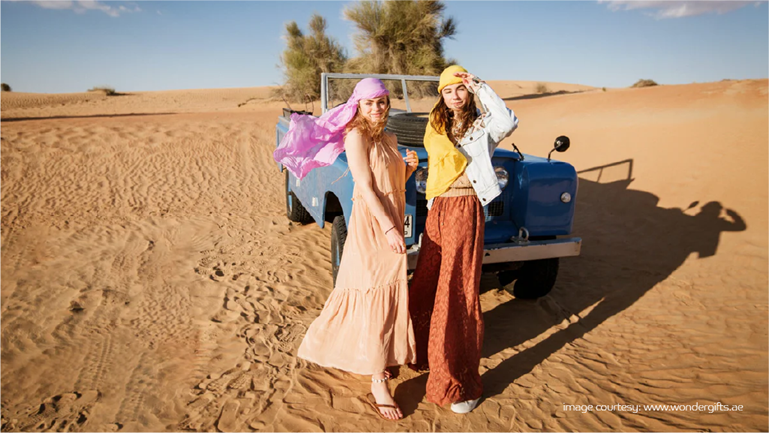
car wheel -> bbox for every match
[330,216,348,285]
[285,170,312,224]
[502,258,559,299]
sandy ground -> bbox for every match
[1,79,767,432]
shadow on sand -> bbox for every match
[396,159,747,409]
[502,90,587,102]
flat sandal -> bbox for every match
[364,371,401,420]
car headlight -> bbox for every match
[415,168,428,194]
[495,166,509,190]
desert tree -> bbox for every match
[279,13,347,102]
[343,0,457,97]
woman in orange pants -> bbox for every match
[409,65,518,414]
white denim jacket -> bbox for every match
[428,82,519,209]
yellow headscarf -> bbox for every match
[424,65,469,200]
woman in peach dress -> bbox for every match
[277,78,418,420]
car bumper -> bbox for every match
[407,237,582,270]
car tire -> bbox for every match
[331,215,348,285]
[285,170,312,224]
[501,258,559,299]
[497,268,519,288]
[386,112,429,147]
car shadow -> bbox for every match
[396,159,747,404]
[481,160,746,397]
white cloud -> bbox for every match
[24,1,75,10]
[8,0,141,17]
[601,1,754,18]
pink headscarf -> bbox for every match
[274,78,390,179]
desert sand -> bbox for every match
[1,78,767,432]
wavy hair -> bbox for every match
[429,89,478,145]
[345,96,391,143]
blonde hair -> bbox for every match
[345,96,391,143]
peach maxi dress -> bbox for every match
[298,132,417,375]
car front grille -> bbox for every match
[488,200,504,217]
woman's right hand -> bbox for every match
[454,71,482,93]
[385,226,406,254]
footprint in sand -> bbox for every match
[202,366,254,397]
[179,393,219,431]
[274,323,307,354]
[17,390,100,432]
[181,364,257,431]
[202,260,246,284]
[216,399,241,432]
[208,263,228,282]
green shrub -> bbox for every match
[343,0,456,98]
[277,1,460,103]
[277,14,347,102]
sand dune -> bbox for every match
[1,79,766,431]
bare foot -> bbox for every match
[371,372,402,420]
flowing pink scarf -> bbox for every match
[274,78,390,179]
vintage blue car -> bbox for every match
[276,73,581,299]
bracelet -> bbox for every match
[384,226,396,235]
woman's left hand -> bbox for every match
[404,149,418,172]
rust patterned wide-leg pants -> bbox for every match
[408,195,485,406]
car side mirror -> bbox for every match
[554,136,570,152]
[548,135,570,162]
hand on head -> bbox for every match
[454,72,481,91]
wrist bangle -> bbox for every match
[384,226,395,235]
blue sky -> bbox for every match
[2,1,767,93]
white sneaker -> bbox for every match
[450,398,480,414]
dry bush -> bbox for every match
[88,86,117,95]
[1,83,11,92]
[535,82,549,94]
[631,79,658,88]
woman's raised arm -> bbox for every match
[475,83,518,145]
[456,72,519,147]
